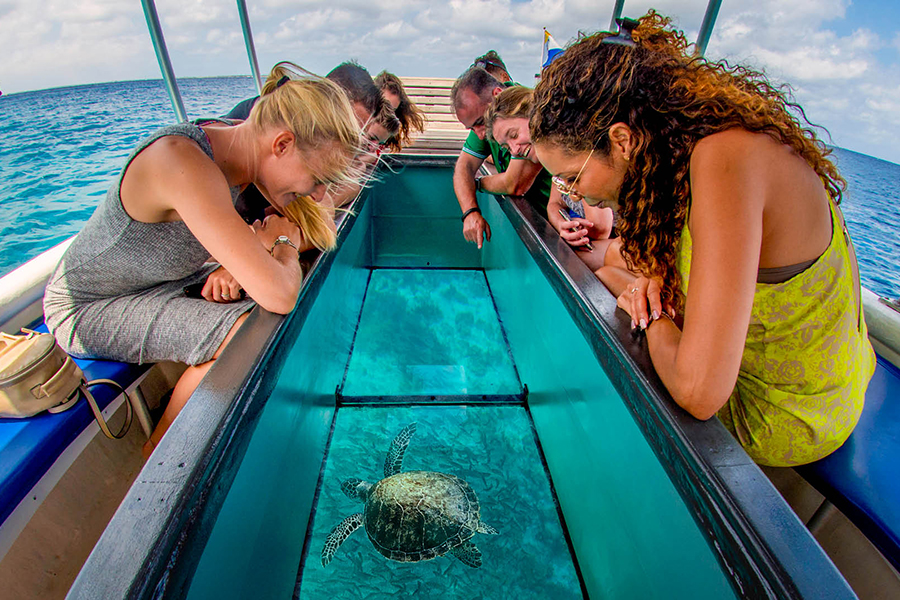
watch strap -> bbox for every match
[270,235,299,254]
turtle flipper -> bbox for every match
[384,422,417,477]
[321,513,364,566]
[476,521,499,535]
[450,540,482,568]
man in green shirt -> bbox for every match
[450,67,551,248]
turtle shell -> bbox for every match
[364,470,481,562]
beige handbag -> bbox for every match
[0,329,132,439]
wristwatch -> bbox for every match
[474,175,485,192]
[270,235,299,254]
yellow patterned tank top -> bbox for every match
[677,201,875,467]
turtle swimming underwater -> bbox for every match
[321,422,498,568]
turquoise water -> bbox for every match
[186,167,735,599]
[342,269,521,397]
[305,268,575,596]
[298,406,582,599]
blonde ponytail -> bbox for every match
[249,62,368,252]
[282,195,337,251]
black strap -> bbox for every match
[461,207,481,222]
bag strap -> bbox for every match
[81,379,134,440]
[35,355,81,399]
[0,331,29,353]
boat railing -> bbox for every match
[0,238,73,333]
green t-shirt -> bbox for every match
[461,83,551,215]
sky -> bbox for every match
[1,0,899,164]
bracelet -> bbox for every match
[645,311,677,331]
[632,311,677,339]
[461,207,481,223]
[270,235,299,255]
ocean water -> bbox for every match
[1,78,899,299]
[306,270,579,597]
[0,77,256,275]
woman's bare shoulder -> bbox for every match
[131,134,226,193]
[136,133,212,169]
[692,129,783,166]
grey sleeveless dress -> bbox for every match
[43,122,255,365]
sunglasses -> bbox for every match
[473,59,503,70]
[551,148,594,199]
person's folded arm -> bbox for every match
[642,133,764,419]
[480,157,542,197]
[129,137,304,314]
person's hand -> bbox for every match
[617,276,674,330]
[558,218,595,248]
[202,266,243,303]
[463,212,492,249]
[252,215,301,252]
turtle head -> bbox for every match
[340,478,371,502]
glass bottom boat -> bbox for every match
[60,156,866,599]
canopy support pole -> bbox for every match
[236,0,263,95]
[140,0,187,122]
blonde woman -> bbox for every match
[44,67,365,455]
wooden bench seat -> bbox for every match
[399,76,467,155]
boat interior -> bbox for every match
[1,2,899,599]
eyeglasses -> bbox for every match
[552,148,594,199]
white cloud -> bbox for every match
[752,47,868,81]
[1,0,899,162]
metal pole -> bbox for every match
[694,0,723,57]
[236,0,263,95]
[609,0,626,32]
[140,0,187,122]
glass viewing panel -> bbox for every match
[341,269,522,397]
[296,405,583,599]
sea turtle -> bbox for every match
[321,422,498,568]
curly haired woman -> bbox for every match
[530,12,875,467]
[484,85,616,270]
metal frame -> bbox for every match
[607,0,722,56]
[609,0,626,32]
[140,0,187,122]
[142,0,266,122]
[236,0,263,95]
[695,0,724,56]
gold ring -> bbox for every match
[222,293,230,300]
